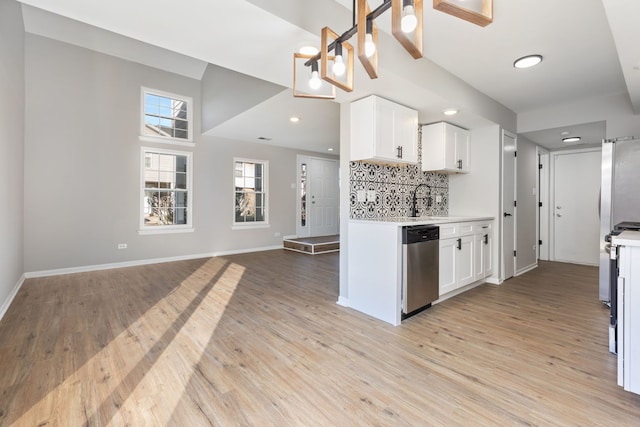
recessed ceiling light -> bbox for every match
[299,46,319,55]
[443,109,459,116]
[328,148,334,152]
[562,136,581,143]
[514,54,543,69]
[290,116,300,123]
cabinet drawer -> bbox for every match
[438,223,458,239]
[473,222,492,234]
[458,222,474,236]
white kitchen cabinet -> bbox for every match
[439,238,457,295]
[439,234,474,296]
[439,220,493,297]
[351,95,418,164]
[421,122,470,173]
[474,222,493,281]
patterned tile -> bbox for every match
[350,161,449,219]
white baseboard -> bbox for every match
[336,296,349,307]
[516,263,538,276]
[485,277,502,285]
[25,244,284,279]
[0,274,26,322]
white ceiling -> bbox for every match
[17,0,640,152]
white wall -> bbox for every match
[23,34,336,273]
[449,125,502,282]
[518,92,640,139]
[0,0,25,317]
[515,136,538,273]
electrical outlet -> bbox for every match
[436,195,442,203]
[367,190,376,201]
[117,243,127,249]
[274,232,281,237]
[357,190,367,202]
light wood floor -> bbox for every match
[1,253,639,426]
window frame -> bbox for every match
[139,146,194,235]
[232,158,269,230]
[140,87,194,147]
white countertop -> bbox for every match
[612,230,640,247]
[349,216,494,227]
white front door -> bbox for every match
[502,130,516,280]
[553,149,601,265]
[297,156,339,238]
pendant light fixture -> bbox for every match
[292,0,425,98]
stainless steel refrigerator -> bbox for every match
[599,137,640,303]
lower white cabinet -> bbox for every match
[439,221,493,297]
[474,223,493,281]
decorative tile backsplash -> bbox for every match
[349,161,449,219]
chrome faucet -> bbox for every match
[411,183,432,217]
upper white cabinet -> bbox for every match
[421,122,470,173]
[351,95,418,164]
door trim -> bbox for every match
[537,148,550,261]
[501,129,517,281]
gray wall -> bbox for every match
[516,136,538,273]
[0,0,25,314]
[24,34,335,272]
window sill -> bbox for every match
[138,227,195,235]
[232,223,270,231]
[139,135,195,148]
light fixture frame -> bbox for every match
[513,54,543,69]
[433,0,493,27]
[321,27,355,92]
[391,0,423,59]
[357,0,378,79]
[292,53,336,99]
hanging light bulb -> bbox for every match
[364,18,376,58]
[401,0,418,33]
[332,42,346,76]
[309,60,322,90]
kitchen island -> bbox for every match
[347,216,494,325]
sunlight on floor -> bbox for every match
[14,257,244,426]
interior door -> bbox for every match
[502,131,516,280]
[553,149,601,265]
[309,157,339,237]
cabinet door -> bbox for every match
[443,123,457,170]
[456,235,475,287]
[395,104,418,163]
[454,128,470,172]
[483,232,493,277]
[439,238,457,296]
[374,98,397,160]
[474,233,485,281]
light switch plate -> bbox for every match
[357,190,367,202]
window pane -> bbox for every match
[175,172,186,189]
[254,177,262,192]
[174,208,187,225]
[175,191,187,208]
[255,208,264,222]
[143,91,190,141]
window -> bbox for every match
[141,87,193,144]
[141,147,193,233]
[234,159,268,226]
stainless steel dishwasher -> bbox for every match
[402,225,439,319]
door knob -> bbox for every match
[556,206,562,209]
[503,212,512,217]
[556,213,562,217]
